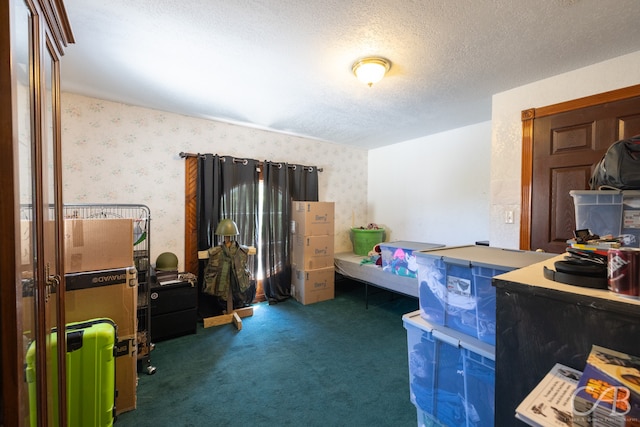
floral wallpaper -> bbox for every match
[61,93,368,269]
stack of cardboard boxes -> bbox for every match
[290,201,335,305]
[63,218,139,415]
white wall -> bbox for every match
[61,93,368,268]
[490,50,640,249]
[368,122,492,246]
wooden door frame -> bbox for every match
[519,84,640,250]
[184,156,199,275]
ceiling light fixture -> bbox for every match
[352,57,391,87]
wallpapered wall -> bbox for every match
[61,93,368,269]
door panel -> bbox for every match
[15,1,37,424]
[619,113,640,136]
[3,0,72,425]
[15,3,66,426]
[529,95,640,253]
[42,36,66,427]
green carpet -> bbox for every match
[116,279,419,426]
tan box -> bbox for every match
[64,219,134,273]
[65,268,138,414]
[20,220,33,268]
[291,201,335,236]
[20,219,55,270]
[65,266,138,337]
[292,266,335,305]
[292,234,335,270]
[114,334,137,415]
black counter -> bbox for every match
[493,254,640,426]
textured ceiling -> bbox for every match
[61,0,640,149]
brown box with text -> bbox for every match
[291,201,335,236]
[292,266,335,305]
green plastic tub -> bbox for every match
[351,228,385,255]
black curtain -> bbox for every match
[196,154,259,317]
[197,154,221,268]
[289,164,319,201]
[261,162,318,303]
[219,156,259,249]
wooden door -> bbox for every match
[521,85,640,253]
[1,0,73,425]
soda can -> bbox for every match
[608,248,640,296]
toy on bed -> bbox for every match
[360,244,383,266]
[383,247,420,278]
[369,244,382,266]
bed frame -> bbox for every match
[334,252,419,308]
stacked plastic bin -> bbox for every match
[570,189,640,247]
[404,245,554,426]
[378,241,445,279]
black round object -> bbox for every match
[554,259,607,278]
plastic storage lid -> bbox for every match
[379,241,445,251]
[413,245,555,270]
[402,310,495,360]
[569,189,622,196]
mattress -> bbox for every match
[334,252,419,298]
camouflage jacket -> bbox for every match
[202,241,251,299]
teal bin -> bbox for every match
[351,228,385,255]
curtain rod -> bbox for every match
[179,152,204,158]
[179,152,323,172]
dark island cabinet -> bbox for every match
[493,254,640,426]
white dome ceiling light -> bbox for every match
[352,57,391,87]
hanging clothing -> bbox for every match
[202,241,251,300]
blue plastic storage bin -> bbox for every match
[404,311,495,427]
[415,245,554,345]
[416,405,446,427]
[379,241,445,279]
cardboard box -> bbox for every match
[20,219,55,270]
[65,268,138,414]
[114,334,137,415]
[20,220,33,268]
[291,234,335,270]
[64,219,134,273]
[65,266,138,337]
[291,201,334,236]
[292,266,335,305]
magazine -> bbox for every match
[515,363,583,427]
[573,345,640,427]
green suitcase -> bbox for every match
[26,318,117,427]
